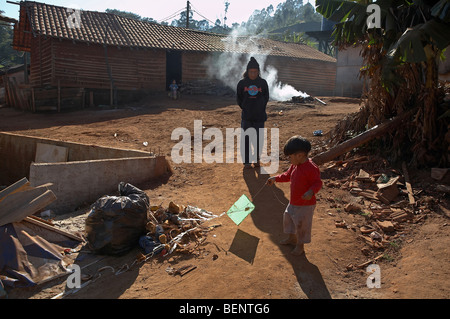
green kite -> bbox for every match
[226,194,255,226]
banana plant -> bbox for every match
[316,0,450,166]
[316,0,450,86]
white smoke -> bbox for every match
[205,28,309,101]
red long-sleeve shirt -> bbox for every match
[275,159,322,206]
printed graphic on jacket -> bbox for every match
[245,85,262,97]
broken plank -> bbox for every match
[0,186,56,227]
[312,110,414,166]
[401,162,415,205]
[0,177,31,202]
[23,216,83,242]
[357,254,384,269]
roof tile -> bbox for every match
[15,1,335,63]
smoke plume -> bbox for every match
[206,29,309,101]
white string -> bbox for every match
[251,182,288,206]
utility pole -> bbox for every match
[186,1,190,29]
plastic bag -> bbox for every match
[85,182,149,255]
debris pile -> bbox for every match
[0,177,82,291]
[143,201,223,258]
[179,79,235,97]
[322,156,449,270]
[290,95,315,103]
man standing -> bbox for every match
[237,57,270,168]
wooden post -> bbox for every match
[402,162,415,205]
[31,87,36,112]
[57,80,61,112]
[23,52,29,84]
[110,81,113,106]
[81,88,85,109]
[89,90,94,107]
[3,75,9,106]
[312,110,415,166]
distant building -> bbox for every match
[11,1,336,111]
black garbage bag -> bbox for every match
[139,225,165,255]
[85,182,149,255]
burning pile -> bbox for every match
[290,95,315,103]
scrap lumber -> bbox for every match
[376,176,400,204]
[312,110,414,166]
[0,182,56,227]
[401,162,415,205]
[357,254,384,269]
[0,177,31,202]
[23,216,83,242]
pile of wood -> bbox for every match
[322,157,447,269]
[0,177,82,241]
[179,79,235,97]
[144,201,222,257]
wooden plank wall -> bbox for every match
[30,36,53,87]
[27,37,336,97]
[265,56,336,96]
[30,37,167,91]
[182,51,210,83]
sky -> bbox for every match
[1,0,315,25]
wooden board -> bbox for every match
[0,177,31,203]
[35,143,68,163]
[24,216,83,242]
[402,162,415,205]
[0,185,56,227]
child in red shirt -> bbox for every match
[267,136,322,255]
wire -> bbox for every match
[192,10,217,26]
[190,2,223,27]
[156,1,227,29]
[158,7,185,23]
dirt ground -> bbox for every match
[1,93,449,300]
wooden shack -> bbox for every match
[11,1,336,111]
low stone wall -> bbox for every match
[0,132,171,214]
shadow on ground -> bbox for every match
[243,167,331,299]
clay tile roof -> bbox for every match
[13,1,336,63]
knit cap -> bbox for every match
[246,57,260,71]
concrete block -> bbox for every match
[29,156,170,214]
[0,132,171,214]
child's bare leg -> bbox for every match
[291,243,305,255]
[280,233,297,245]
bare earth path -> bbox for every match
[1,94,448,299]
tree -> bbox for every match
[0,10,22,68]
[316,0,450,166]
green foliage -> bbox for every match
[316,0,450,65]
[316,0,450,166]
[0,10,22,68]
[242,1,322,34]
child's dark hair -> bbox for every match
[283,136,311,156]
